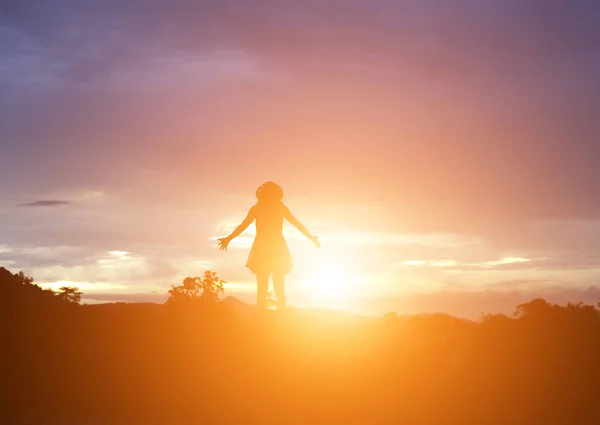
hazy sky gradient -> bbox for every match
[2,0,600,316]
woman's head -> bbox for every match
[256,181,284,202]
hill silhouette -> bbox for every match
[2,267,600,425]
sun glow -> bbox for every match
[300,244,364,309]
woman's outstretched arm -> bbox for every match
[284,207,320,248]
[218,207,255,251]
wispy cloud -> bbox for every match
[20,200,71,207]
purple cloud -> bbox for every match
[20,200,71,207]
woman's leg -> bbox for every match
[272,272,286,310]
[256,272,269,309]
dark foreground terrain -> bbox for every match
[2,267,600,425]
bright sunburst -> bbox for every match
[300,244,363,308]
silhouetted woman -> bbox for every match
[218,182,320,309]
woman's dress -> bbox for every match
[246,202,293,275]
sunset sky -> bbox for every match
[2,1,600,317]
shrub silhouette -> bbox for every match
[167,270,225,305]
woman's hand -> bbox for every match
[218,237,231,251]
[310,235,321,249]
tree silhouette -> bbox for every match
[15,271,34,286]
[57,286,83,304]
[2,269,57,304]
[167,271,225,305]
[514,297,553,318]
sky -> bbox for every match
[2,0,600,318]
